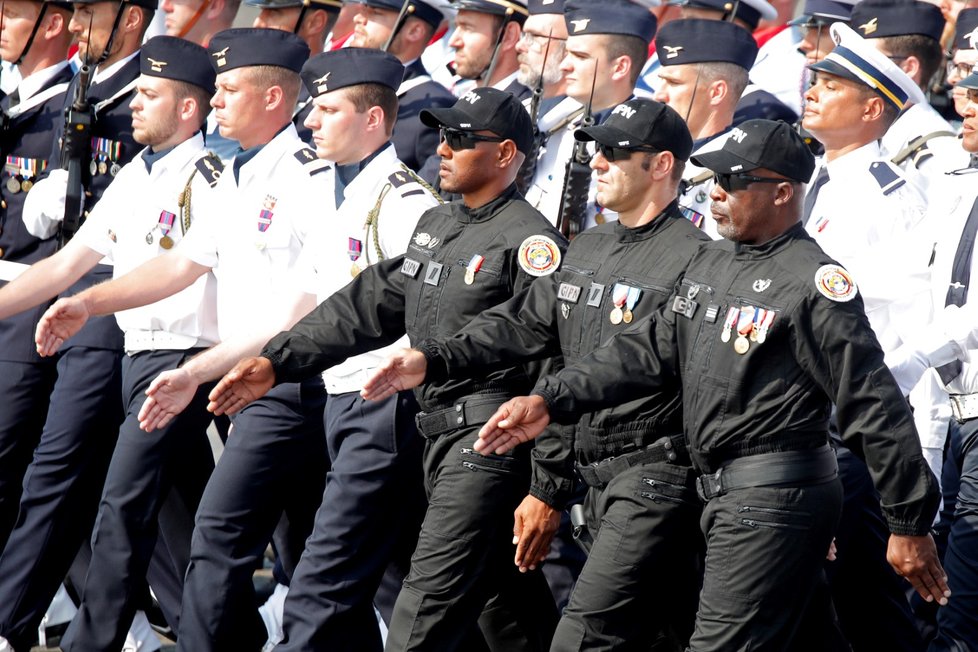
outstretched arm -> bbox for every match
[138,290,316,431]
[0,239,102,321]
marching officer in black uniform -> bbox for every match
[348,0,457,183]
[475,120,948,651]
[0,0,73,550]
[209,87,564,652]
[0,0,155,646]
[362,97,711,651]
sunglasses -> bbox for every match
[713,172,789,193]
[595,143,660,162]
[439,128,505,151]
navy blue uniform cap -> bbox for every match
[141,36,216,92]
[564,0,656,43]
[528,0,564,14]
[850,0,945,41]
[245,0,343,9]
[954,8,978,51]
[655,19,758,70]
[349,0,447,27]
[207,28,310,73]
[666,0,776,30]
[300,48,405,96]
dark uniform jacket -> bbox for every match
[395,59,455,184]
[534,222,940,536]
[424,201,709,465]
[262,184,574,506]
[0,63,73,362]
[42,53,142,350]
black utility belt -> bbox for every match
[576,435,688,489]
[415,394,511,439]
[696,444,837,501]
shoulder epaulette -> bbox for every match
[890,130,956,168]
[194,153,224,188]
[868,161,905,196]
[294,147,330,176]
[390,165,444,203]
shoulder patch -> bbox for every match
[814,264,858,302]
[868,161,905,195]
[194,153,224,188]
[294,148,330,176]
[518,235,562,277]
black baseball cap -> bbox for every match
[691,119,815,182]
[575,98,693,161]
[420,87,533,154]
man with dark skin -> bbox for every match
[200,88,567,652]
[465,120,949,651]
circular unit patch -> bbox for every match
[814,264,858,302]
[518,235,561,277]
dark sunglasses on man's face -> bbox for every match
[595,142,660,162]
[713,172,789,193]
[439,128,505,151]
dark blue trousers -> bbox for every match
[0,359,57,550]
[277,390,426,652]
[0,346,123,650]
[929,416,978,651]
[176,379,328,652]
[827,437,926,652]
[61,349,216,651]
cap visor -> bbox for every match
[573,124,639,147]
[419,106,491,131]
[807,58,863,86]
[689,148,758,174]
[959,71,978,90]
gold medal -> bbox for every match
[734,336,750,355]
[98,161,108,175]
[465,269,475,285]
[610,307,623,324]
[21,179,32,193]
[750,327,759,342]
[6,177,20,193]
[159,235,174,250]
[351,263,361,277]
[622,309,633,324]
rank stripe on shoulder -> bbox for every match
[868,161,905,195]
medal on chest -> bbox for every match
[349,238,363,277]
[465,255,484,285]
[256,195,277,249]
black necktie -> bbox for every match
[803,166,829,226]
[936,195,978,385]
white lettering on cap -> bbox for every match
[611,104,636,119]
[461,91,481,105]
[730,127,747,143]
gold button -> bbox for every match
[1,200,5,209]
[0,247,5,258]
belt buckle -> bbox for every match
[697,468,723,500]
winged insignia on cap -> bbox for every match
[147,57,168,71]
[212,46,230,58]
[966,26,978,49]
[570,18,590,33]
[314,72,331,92]
[663,45,683,59]
[858,17,878,35]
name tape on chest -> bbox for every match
[557,282,581,303]
[517,235,561,277]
